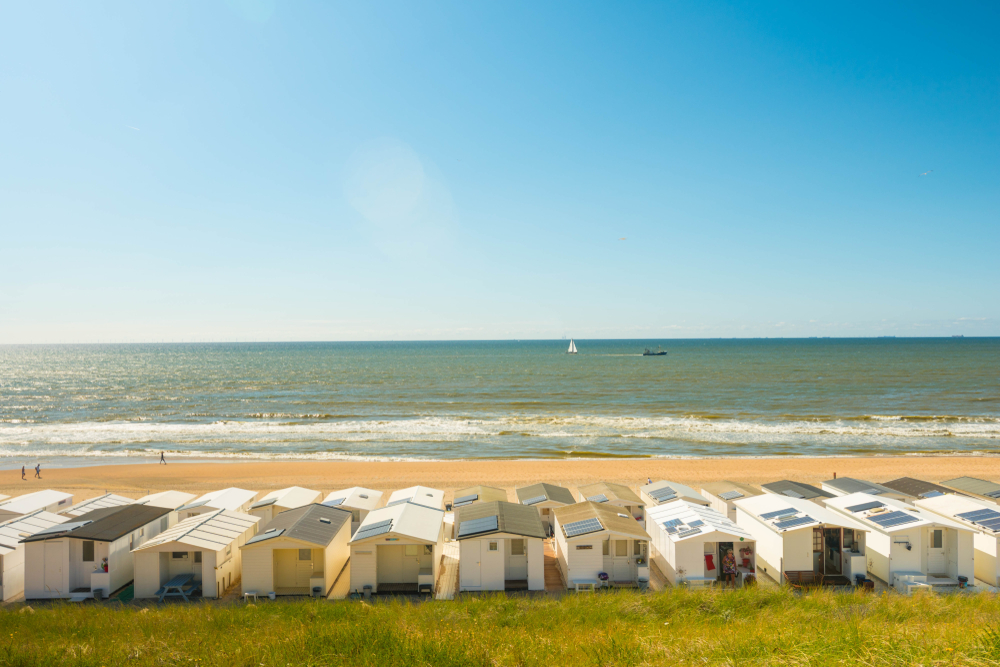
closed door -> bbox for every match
[612,540,630,581]
[402,545,421,581]
[275,550,299,588]
[465,541,481,586]
[377,545,405,583]
[44,542,63,594]
[508,539,527,579]
[927,529,946,574]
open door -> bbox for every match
[824,528,842,575]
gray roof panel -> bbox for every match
[515,483,576,506]
[245,504,351,547]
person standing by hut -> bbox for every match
[722,548,737,589]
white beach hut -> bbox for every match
[825,493,975,592]
[734,494,869,585]
[760,480,835,505]
[451,485,508,510]
[821,477,913,504]
[552,501,650,590]
[248,487,322,529]
[386,486,445,511]
[514,483,576,536]
[322,487,384,534]
[699,481,763,523]
[133,490,198,510]
[640,480,710,513]
[22,504,172,600]
[241,504,352,597]
[646,500,756,587]
[61,493,133,518]
[915,493,1000,588]
[455,501,546,592]
[0,511,69,602]
[578,482,646,528]
[133,509,260,600]
[940,477,1000,504]
[349,501,445,595]
[176,487,259,520]
[0,490,74,522]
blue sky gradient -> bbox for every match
[2,1,998,342]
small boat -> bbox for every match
[567,339,577,354]
[643,346,667,356]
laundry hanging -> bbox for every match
[705,553,716,571]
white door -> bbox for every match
[44,542,63,595]
[508,539,528,580]
[612,540,631,581]
[927,529,946,574]
[465,541,481,587]
[377,545,405,583]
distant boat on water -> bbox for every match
[567,339,577,354]
[643,346,667,356]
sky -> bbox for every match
[1,1,998,343]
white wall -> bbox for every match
[0,548,25,602]
[735,509,785,581]
[241,547,274,595]
[561,537,605,583]
[349,545,377,593]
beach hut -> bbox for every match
[133,490,197,510]
[914,493,1000,588]
[699,481,763,522]
[248,487,322,529]
[0,490,74,522]
[455,501,545,592]
[61,493,133,518]
[133,509,259,600]
[880,477,965,500]
[733,494,869,586]
[241,504,352,597]
[22,504,172,600]
[552,501,650,590]
[0,511,69,602]
[761,480,834,504]
[323,487,384,534]
[640,480,710,512]
[940,477,1000,504]
[176,487,259,520]
[349,501,445,595]
[825,493,974,592]
[821,477,913,503]
[578,482,646,528]
[452,485,508,510]
[646,500,756,587]
[514,483,575,536]
[385,486,445,511]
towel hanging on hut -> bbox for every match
[705,554,716,571]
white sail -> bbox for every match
[568,339,577,354]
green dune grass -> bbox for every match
[3,587,1000,666]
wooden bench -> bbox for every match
[783,571,824,588]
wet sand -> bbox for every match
[1,456,996,503]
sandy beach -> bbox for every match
[2,456,996,504]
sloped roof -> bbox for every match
[0,511,69,556]
[179,487,257,512]
[250,486,321,511]
[700,481,763,501]
[826,493,969,534]
[646,500,753,543]
[350,501,444,544]
[23,505,170,543]
[822,477,902,496]
[454,501,546,540]
[62,493,133,518]
[515,483,575,506]
[639,480,709,506]
[386,486,444,510]
[734,493,868,534]
[454,486,508,505]
[941,477,1000,500]
[242,504,351,548]
[134,490,197,509]
[761,480,834,500]
[323,487,383,511]
[135,510,259,552]
[881,477,962,499]
[915,493,1000,534]
[578,482,642,504]
[0,490,73,515]
[554,501,649,541]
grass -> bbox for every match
[3,587,1000,666]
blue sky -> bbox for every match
[1,1,998,342]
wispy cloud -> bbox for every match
[127,126,140,131]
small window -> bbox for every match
[843,529,855,549]
[226,544,232,556]
[488,542,498,552]
[602,541,609,556]
[194,552,202,563]
[423,545,433,555]
[172,552,188,560]
[634,540,642,556]
[405,545,419,557]
[932,530,943,549]
[299,549,311,561]
[82,541,95,562]
[576,544,593,550]
[511,539,525,556]
[615,540,628,557]
[140,527,144,537]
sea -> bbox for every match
[0,339,998,468]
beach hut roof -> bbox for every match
[826,493,968,534]
[734,494,868,534]
[515,483,575,506]
[135,509,259,552]
[243,504,351,549]
[578,482,642,505]
[322,487,383,511]
[350,501,444,544]
[822,477,902,497]
[386,486,444,510]
[640,480,709,506]
[62,493,133,518]
[761,480,834,500]
[554,501,649,541]
[454,501,546,540]
[647,500,753,543]
[880,477,962,499]
[0,495,9,503]
[915,493,1000,535]
[453,485,508,507]
[250,486,321,511]
[133,490,198,509]
[180,487,257,512]
[0,490,73,515]
[0,511,69,556]
[22,505,171,543]
[941,477,1000,501]
[699,480,763,501]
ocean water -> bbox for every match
[0,339,998,467]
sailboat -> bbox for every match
[567,339,577,354]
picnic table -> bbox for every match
[157,573,199,602]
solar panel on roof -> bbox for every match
[663,519,684,528]
[587,494,609,503]
[977,518,1000,531]
[919,490,944,498]
[760,508,797,520]
[354,520,393,541]
[665,526,678,534]
[457,515,499,538]
[869,511,919,528]
[387,498,409,507]
[324,498,346,507]
[957,509,1000,522]
[245,528,285,545]
[782,490,804,499]
[521,495,547,506]
[985,489,1000,499]
[33,520,90,537]
[846,501,884,513]
[719,490,744,501]
[677,528,702,538]
[649,486,676,500]
[454,494,479,507]
[563,517,603,538]
[774,516,815,530]
[688,520,704,528]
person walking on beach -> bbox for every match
[21,465,26,480]
[34,463,41,479]
[159,451,166,465]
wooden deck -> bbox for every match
[543,539,566,593]
[435,540,460,600]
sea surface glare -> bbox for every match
[0,339,998,467]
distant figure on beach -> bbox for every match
[159,451,166,465]
[34,463,41,479]
[21,465,26,480]
[647,477,651,485]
